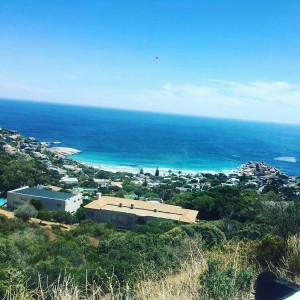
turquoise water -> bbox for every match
[0,99,300,175]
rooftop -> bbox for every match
[9,187,75,201]
[84,196,198,223]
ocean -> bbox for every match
[1,99,300,176]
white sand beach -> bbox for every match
[78,161,229,176]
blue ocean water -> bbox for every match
[1,99,300,176]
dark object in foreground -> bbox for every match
[255,271,300,300]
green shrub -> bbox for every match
[250,234,286,267]
[14,204,38,221]
[52,211,78,224]
[38,209,53,221]
[98,232,179,284]
[30,198,45,211]
[202,259,255,300]
[160,227,189,245]
[0,238,20,263]
[183,223,226,248]
[237,222,270,240]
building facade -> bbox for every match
[84,195,198,229]
[7,186,82,213]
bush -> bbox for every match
[182,223,226,248]
[74,207,86,221]
[14,204,38,221]
[0,215,27,235]
[98,232,179,284]
[0,238,20,263]
[161,227,189,245]
[202,259,255,300]
[38,209,52,221]
[30,198,45,211]
[52,211,78,224]
[237,222,269,240]
[249,234,286,267]
[133,219,178,235]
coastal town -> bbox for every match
[1,127,299,213]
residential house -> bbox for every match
[84,194,198,229]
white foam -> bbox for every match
[274,157,297,163]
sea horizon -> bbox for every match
[1,98,300,176]
[2,97,300,127]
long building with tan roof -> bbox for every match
[84,194,198,229]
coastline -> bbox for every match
[48,145,292,177]
[70,156,240,175]
[1,99,300,176]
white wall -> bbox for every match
[64,193,83,213]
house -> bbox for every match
[4,146,17,155]
[94,179,110,188]
[60,176,78,185]
[7,186,82,212]
[84,194,198,229]
[110,181,123,188]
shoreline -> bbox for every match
[70,157,240,176]
[47,145,294,178]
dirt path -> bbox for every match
[0,208,71,230]
[0,208,14,218]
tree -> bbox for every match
[95,170,110,179]
[74,207,86,221]
[134,188,143,198]
[30,198,45,211]
[38,209,52,221]
[155,167,159,177]
[14,204,38,221]
[81,178,98,188]
[53,211,78,224]
[115,190,125,198]
[261,200,300,241]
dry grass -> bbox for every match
[132,241,206,300]
[0,208,14,219]
[277,234,300,283]
[4,241,257,300]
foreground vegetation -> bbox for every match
[1,185,300,299]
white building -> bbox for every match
[7,186,82,213]
[60,176,78,185]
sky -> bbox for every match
[0,1,300,124]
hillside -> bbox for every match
[1,128,300,299]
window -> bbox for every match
[57,203,62,207]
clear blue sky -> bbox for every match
[0,1,300,123]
